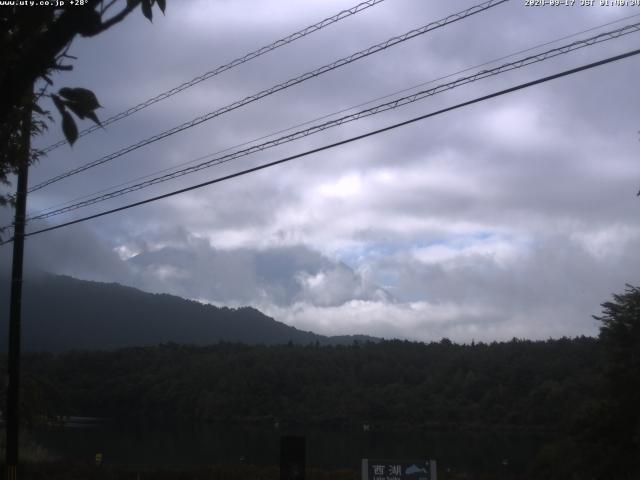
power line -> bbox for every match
[26,20,640,222]
[39,0,387,154]
[28,0,508,193]
[4,46,637,245]
[26,11,640,221]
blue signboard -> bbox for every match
[361,459,436,480]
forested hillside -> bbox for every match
[11,337,600,430]
[0,274,377,351]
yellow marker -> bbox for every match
[95,453,103,467]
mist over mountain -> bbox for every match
[126,242,395,308]
[0,274,379,352]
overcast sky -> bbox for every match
[2,0,640,342]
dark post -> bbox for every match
[280,435,306,480]
[5,91,32,480]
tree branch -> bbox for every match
[0,1,143,122]
[91,0,140,36]
[101,0,120,16]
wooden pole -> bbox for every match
[5,89,32,480]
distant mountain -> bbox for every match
[0,274,380,352]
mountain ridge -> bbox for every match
[0,274,380,352]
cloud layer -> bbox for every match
[2,0,639,342]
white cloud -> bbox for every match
[411,234,525,268]
[7,0,640,344]
[315,173,363,199]
[259,298,581,343]
[570,224,640,260]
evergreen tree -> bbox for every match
[592,285,640,478]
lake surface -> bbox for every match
[31,422,552,475]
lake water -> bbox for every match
[31,422,552,475]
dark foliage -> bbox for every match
[0,0,165,209]
[0,337,606,478]
[0,462,357,480]
[2,337,600,431]
[586,285,640,479]
[1,277,638,477]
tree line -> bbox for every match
[1,285,638,478]
[6,336,600,430]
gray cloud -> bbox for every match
[0,210,130,285]
[123,229,392,308]
[2,0,639,342]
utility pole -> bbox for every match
[5,89,32,480]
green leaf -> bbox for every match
[85,110,102,128]
[32,103,46,115]
[61,111,78,146]
[51,94,66,115]
[141,0,153,21]
[64,101,86,120]
[156,0,166,14]
[76,9,102,37]
[58,87,73,99]
[59,87,101,111]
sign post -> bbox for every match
[280,435,305,480]
[361,459,437,480]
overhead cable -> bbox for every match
[27,11,640,221]
[3,46,636,245]
[29,0,508,193]
[26,20,640,221]
[39,0,387,153]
